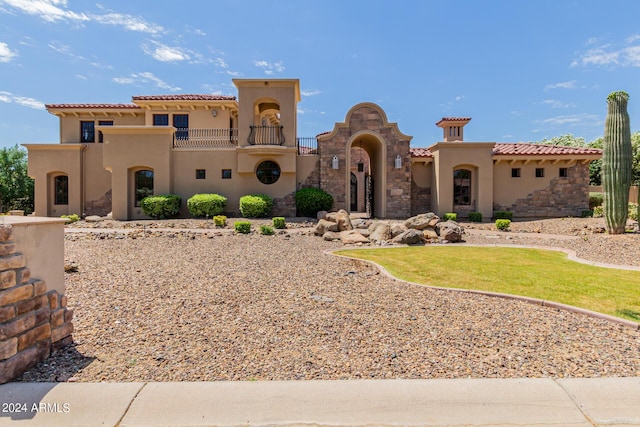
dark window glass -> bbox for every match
[173,114,189,140]
[153,114,169,126]
[453,169,471,206]
[80,121,95,142]
[98,120,113,143]
[196,169,206,179]
[54,175,68,205]
[222,169,232,179]
[559,167,568,177]
[135,170,154,207]
[256,161,280,185]
[535,168,545,178]
[511,168,521,178]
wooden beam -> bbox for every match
[537,159,546,165]
[509,159,518,165]
[552,159,560,164]
[523,159,532,165]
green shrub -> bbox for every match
[629,203,639,221]
[213,215,227,227]
[272,217,286,229]
[234,221,251,234]
[593,205,604,217]
[260,224,275,235]
[239,194,273,218]
[61,214,80,223]
[589,192,604,209]
[295,187,334,217]
[581,210,593,218]
[468,212,482,222]
[494,211,513,220]
[443,212,457,221]
[495,219,511,231]
[140,194,181,219]
[187,193,227,218]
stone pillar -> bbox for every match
[0,225,73,384]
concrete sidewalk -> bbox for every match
[1,378,640,426]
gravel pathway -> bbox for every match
[15,218,640,382]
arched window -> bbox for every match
[135,170,154,206]
[256,161,280,185]
[54,175,68,205]
[453,169,471,205]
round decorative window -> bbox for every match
[256,160,281,184]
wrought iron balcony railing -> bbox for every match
[173,128,238,148]
[248,125,285,146]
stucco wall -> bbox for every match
[58,113,144,143]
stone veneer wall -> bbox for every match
[411,178,431,216]
[85,189,112,217]
[0,226,73,384]
[495,163,591,218]
[319,105,411,218]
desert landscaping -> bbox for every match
[13,215,640,382]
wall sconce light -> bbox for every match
[395,154,402,169]
[332,156,339,170]
[211,109,217,117]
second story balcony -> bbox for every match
[173,128,238,148]
[248,125,285,146]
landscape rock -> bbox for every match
[84,215,104,223]
[404,213,440,230]
[314,219,339,236]
[340,230,370,244]
[322,231,341,241]
[392,229,425,245]
[390,223,408,237]
[369,222,391,243]
[317,211,328,220]
[423,227,439,241]
[436,220,464,243]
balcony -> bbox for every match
[173,128,238,148]
[248,125,285,146]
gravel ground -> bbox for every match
[15,217,640,382]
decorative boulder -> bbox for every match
[423,227,439,241]
[392,229,425,245]
[323,231,341,241]
[390,223,408,237]
[314,219,339,236]
[317,210,328,220]
[85,215,104,223]
[436,220,464,242]
[404,213,440,230]
[369,222,391,243]
[340,230,370,244]
[325,209,353,231]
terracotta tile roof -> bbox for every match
[410,148,433,158]
[45,103,140,109]
[439,117,472,122]
[493,143,602,156]
[132,94,237,101]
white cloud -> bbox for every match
[541,99,575,109]
[142,41,190,62]
[301,89,321,97]
[0,0,163,34]
[0,41,17,62]
[573,35,640,68]
[113,72,181,91]
[544,80,577,90]
[539,113,600,126]
[254,60,285,75]
[0,90,45,109]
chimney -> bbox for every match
[436,117,471,142]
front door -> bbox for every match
[365,174,374,218]
[350,173,358,211]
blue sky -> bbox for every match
[1,0,640,150]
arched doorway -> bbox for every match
[345,131,386,218]
[453,166,477,216]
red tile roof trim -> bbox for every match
[132,94,237,101]
[46,103,140,109]
[410,148,433,158]
[493,143,602,156]
[439,117,472,121]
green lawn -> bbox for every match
[335,246,640,322]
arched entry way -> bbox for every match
[317,102,412,219]
[345,131,386,217]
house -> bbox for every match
[23,78,602,220]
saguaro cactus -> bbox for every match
[602,91,632,234]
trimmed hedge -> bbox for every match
[494,211,513,220]
[495,219,511,231]
[187,193,227,218]
[272,217,286,229]
[61,214,80,223]
[468,212,482,222]
[443,212,457,221]
[589,192,604,209]
[213,215,227,227]
[295,187,334,217]
[234,221,251,234]
[260,225,275,235]
[141,194,181,219]
[239,194,273,218]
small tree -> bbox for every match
[602,91,633,234]
[0,145,34,213]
